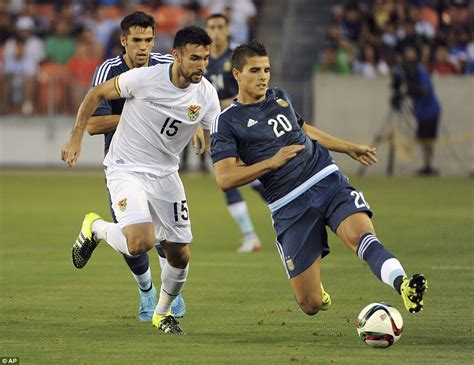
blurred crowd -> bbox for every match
[315,0,473,78]
[0,0,258,115]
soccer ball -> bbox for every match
[356,302,403,348]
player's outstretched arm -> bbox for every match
[214,145,305,191]
[302,123,377,166]
[61,77,121,167]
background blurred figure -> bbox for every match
[353,43,390,78]
[204,13,263,253]
[66,27,103,112]
[3,16,45,115]
[391,45,441,176]
[315,44,351,75]
[430,43,459,75]
[44,19,76,65]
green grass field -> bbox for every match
[0,170,472,364]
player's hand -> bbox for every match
[192,126,207,155]
[347,144,377,166]
[269,145,305,169]
[61,139,81,167]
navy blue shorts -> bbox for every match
[272,171,372,278]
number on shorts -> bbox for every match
[173,200,189,221]
[351,191,370,209]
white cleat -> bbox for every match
[237,237,262,253]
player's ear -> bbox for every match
[172,49,180,63]
[120,35,126,48]
[232,68,240,82]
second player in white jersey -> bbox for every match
[106,63,220,176]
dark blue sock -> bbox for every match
[122,253,149,276]
[250,180,266,201]
[356,233,406,290]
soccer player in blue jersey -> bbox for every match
[205,13,264,253]
[211,41,428,315]
[84,11,185,321]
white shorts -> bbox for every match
[106,169,192,244]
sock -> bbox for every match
[250,180,266,200]
[227,201,255,236]
[92,219,135,256]
[356,233,406,291]
[155,244,167,269]
[121,253,152,291]
[134,267,153,291]
[154,263,189,315]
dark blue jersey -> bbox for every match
[211,88,337,206]
[91,52,174,156]
[204,48,238,100]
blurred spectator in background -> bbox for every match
[318,0,472,78]
[391,45,441,176]
[354,43,390,77]
[430,43,459,75]
[3,16,45,115]
[66,27,102,111]
[3,37,37,115]
[315,44,351,75]
[45,19,75,64]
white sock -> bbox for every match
[158,252,167,269]
[227,201,255,236]
[134,268,152,291]
[93,220,135,257]
[154,263,189,315]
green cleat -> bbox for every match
[72,213,102,269]
[152,312,184,335]
[321,283,332,311]
[400,274,428,314]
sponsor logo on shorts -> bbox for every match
[118,198,127,212]
[174,224,189,228]
[187,104,201,121]
[285,256,295,271]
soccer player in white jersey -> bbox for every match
[85,11,185,322]
[61,26,221,334]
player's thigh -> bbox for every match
[274,201,329,280]
[325,186,374,253]
[106,169,153,228]
[336,213,375,252]
[147,172,193,245]
[290,256,322,305]
[122,222,155,247]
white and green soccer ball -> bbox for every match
[356,302,403,348]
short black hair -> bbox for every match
[231,40,267,71]
[120,11,155,36]
[205,13,229,25]
[173,26,212,49]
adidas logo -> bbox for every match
[247,118,258,127]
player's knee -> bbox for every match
[167,250,190,269]
[127,236,155,256]
[162,242,190,269]
[296,297,322,316]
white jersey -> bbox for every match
[103,63,220,176]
